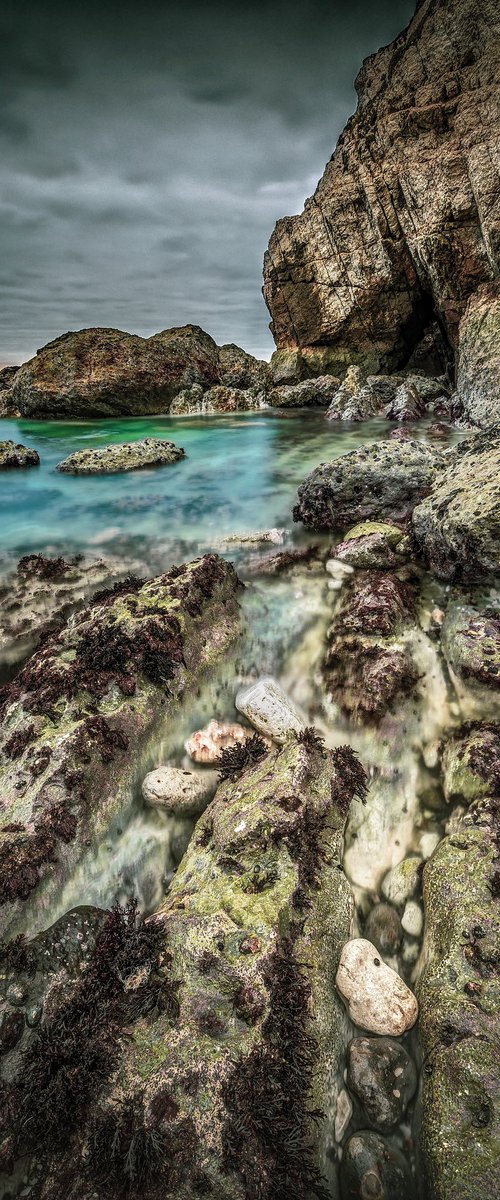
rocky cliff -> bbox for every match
[263,0,500,416]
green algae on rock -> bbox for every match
[441,601,500,718]
[335,522,411,571]
[0,440,39,470]
[442,724,500,806]
[3,734,366,1199]
[56,438,185,475]
[0,555,242,942]
[412,426,500,580]
[417,798,500,1199]
[293,439,444,532]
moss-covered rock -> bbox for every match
[417,799,500,1199]
[0,440,39,470]
[0,556,242,941]
[56,438,185,475]
[294,440,444,532]
[441,601,500,717]
[4,734,367,1199]
[412,427,500,580]
[335,522,411,570]
[442,725,500,806]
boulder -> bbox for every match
[346,1036,417,1131]
[218,343,270,390]
[417,798,500,1198]
[3,735,366,1198]
[293,439,444,531]
[326,368,400,421]
[412,426,500,579]
[0,555,241,941]
[364,903,403,957]
[264,0,499,380]
[0,440,39,469]
[340,1131,415,1199]
[441,601,500,716]
[335,522,411,571]
[442,724,500,805]
[56,438,185,475]
[381,856,422,909]
[269,375,340,408]
[170,383,264,414]
[0,365,20,417]
[457,283,500,426]
[335,938,418,1036]
[141,765,219,816]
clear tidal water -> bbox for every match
[0,411,396,570]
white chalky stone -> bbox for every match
[236,676,305,744]
[335,938,418,1036]
[419,831,441,860]
[142,765,219,816]
[326,558,354,581]
[401,900,423,938]
[335,1088,353,1143]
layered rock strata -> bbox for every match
[263,0,500,420]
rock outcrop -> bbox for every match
[56,438,185,475]
[10,327,269,419]
[0,366,20,418]
[0,556,241,941]
[412,426,500,579]
[293,438,444,531]
[264,0,500,416]
[456,283,500,426]
[0,440,39,470]
[1,734,366,1199]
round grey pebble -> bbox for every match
[340,1130,415,1199]
[364,904,403,955]
[346,1037,417,1132]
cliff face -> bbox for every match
[263,0,500,386]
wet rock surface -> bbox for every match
[457,283,500,427]
[346,1037,417,1132]
[334,522,410,571]
[57,437,186,474]
[412,426,500,579]
[269,375,340,409]
[141,765,219,816]
[340,1130,415,1199]
[441,600,500,712]
[0,440,39,470]
[236,675,305,743]
[294,439,444,532]
[442,723,500,805]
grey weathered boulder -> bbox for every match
[457,283,500,426]
[294,439,444,531]
[412,427,500,579]
[0,440,39,469]
[0,366,20,417]
[141,765,219,816]
[269,374,340,408]
[218,342,270,390]
[57,438,185,475]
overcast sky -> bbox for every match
[0,0,414,364]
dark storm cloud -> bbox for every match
[0,0,415,363]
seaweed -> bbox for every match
[330,744,368,813]
[87,1094,198,1199]
[296,726,327,757]
[217,733,268,781]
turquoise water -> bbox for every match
[0,412,396,571]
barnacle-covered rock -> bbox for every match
[0,555,242,941]
[0,440,39,470]
[56,438,185,475]
[5,734,367,1199]
[442,724,500,805]
[441,600,500,718]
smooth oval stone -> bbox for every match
[336,939,418,1035]
[346,1036,417,1131]
[365,903,403,955]
[381,856,422,908]
[340,1130,415,1200]
[401,900,423,938]
[142,764,218,816]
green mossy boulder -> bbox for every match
[57,438,185,475]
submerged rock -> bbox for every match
[0,440,39,470]
[4,735,366,1198]
[364,903,403,957]
[346,1036,417,1131]
[336,938,418,1036]
[0,555,241,941]
[335,521,410,571]
[417,798,500,1198]
[0,553,140,676]
[340,1130,415,1200]
[141,765,219,816]
[236,675,305,743]
[412,426,500,579]
[441,601,500,715]
[294,439,444,532]
[57,437,185,475]
[0,366,21,417]
[381,856,422,910]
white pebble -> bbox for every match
[335,1088,353,1143]
[236,676,305,744]
[326,558,354,582]
[419,831,441,860]
[401,900,423,938]
[335,938,418,1036]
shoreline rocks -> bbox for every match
[236,675,305,743]
[141,764,219,816]
[0,440,39,470]
[56,437,185,475]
